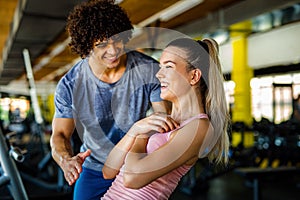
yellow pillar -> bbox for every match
[230,21,254,147]
[47,93,55,122]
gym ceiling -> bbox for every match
[0,0,300,86]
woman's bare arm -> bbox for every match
[123,119,209,189]
[102,113,178,179]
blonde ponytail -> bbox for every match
[202,38,230,165]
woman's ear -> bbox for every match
[190,69,202,85]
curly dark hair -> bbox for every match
[66,0,133,58]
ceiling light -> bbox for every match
[160,0,204,22]
[137,0,204,27]
[115,0,123,4]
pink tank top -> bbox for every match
[102,113,208,200]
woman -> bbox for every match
[102,38,230,199]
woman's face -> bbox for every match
[156,46,194,102]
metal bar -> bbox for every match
[0,128,28,200]
[253,178,261,200]
[0,175,10,187]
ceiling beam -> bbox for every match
[128,0,300,51]
[176,0,300,37]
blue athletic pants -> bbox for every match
[73,167,114,200]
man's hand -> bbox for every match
[61,149,91,185]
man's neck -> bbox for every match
[89,54,127,83]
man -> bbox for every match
[50,0,169,199]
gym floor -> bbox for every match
[1,168,299,200]
[170,170,300,200]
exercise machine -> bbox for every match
[18,49,70,192]
[0,128,28,200]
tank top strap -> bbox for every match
[167,113,208,139]
[180,113,208,127]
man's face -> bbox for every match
[91,36,124,69]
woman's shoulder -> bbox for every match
[170,116,210,140]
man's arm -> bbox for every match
[50,118,90,185]
[50,118,75,166]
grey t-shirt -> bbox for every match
[54,50,162,171]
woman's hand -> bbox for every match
[129,113,179,137]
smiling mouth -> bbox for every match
[160,82,168,90]
[106,56,118,63]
